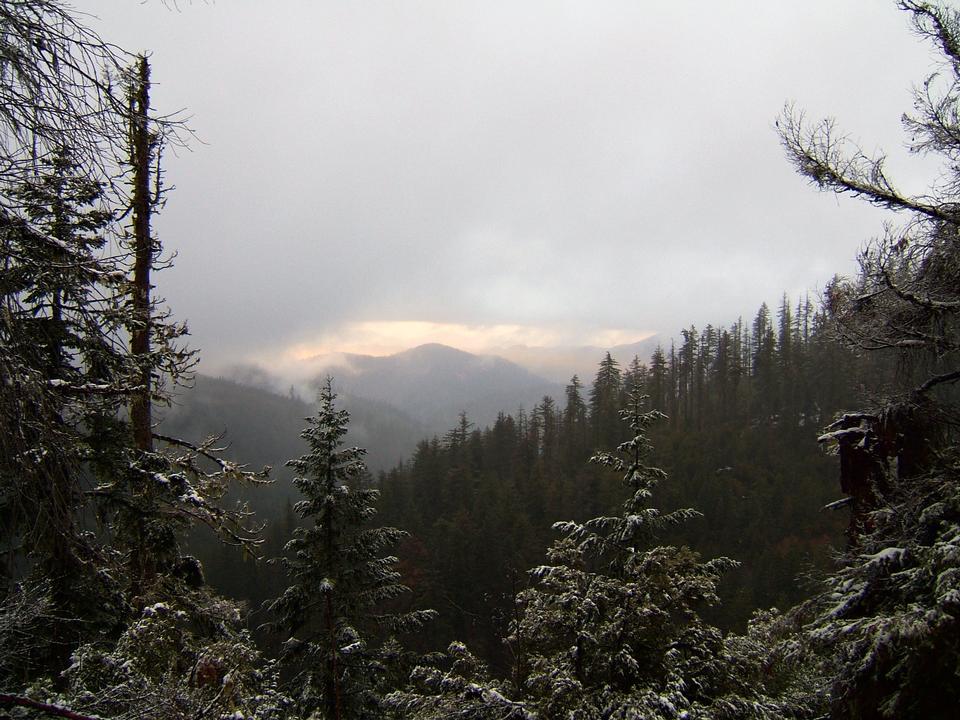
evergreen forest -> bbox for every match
[2,1,960,719]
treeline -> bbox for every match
[373,296,860,668]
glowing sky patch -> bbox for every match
[260,320,655,371]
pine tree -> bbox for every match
[270,378,434,719]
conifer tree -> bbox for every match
[647,346,669,412]
[270,378,434,719]
[389,389,777,718]
[773,2,960,716]
[0,10,277,713]
[589,352,622,448]
[1,147,123,674]
[560,375,589,466]
[511,389,770,717]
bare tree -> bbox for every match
[778,2,960,407]
[0,1,127,192]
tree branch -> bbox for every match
[0,694,99,720]
[154,431,271,482]
[881,267,960,310]
[777,108,955,223]
[918,368,960,393]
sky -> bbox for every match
[77,0,943,373]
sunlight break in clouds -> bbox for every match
[266,321,654,365]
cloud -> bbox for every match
[81,1,940,370]
[247,320,655,374]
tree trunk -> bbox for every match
[129,55,153,454]
[325,592,343,720]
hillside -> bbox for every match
[160,374,428,477]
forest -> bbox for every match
[2,1,960,719]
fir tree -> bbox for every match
[389,389,781,718]
[0,147,121,671]
[561,374,590,468]
[270,378,434,719]
[589,352,623,448]
[514,390,744,716]
[0,20,274,715]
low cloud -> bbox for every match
[242,320,654,375]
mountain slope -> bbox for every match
[160,374,428,477]
[311,343,564,431]
[492,336,663,383]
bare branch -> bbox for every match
[901,1,960,69]
[0,694,99,720]
[917,368,960,392]
[776,106,953,223]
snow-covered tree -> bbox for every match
[384,641,532,720]
[510,389,756,717]
[789,456,960,718]
[774,2,960,717]
[0,148,127,672]
[390,390,776,718]
[270,378,435,719]
[0,9,273,716]
[54,590,291,720]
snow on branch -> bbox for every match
[0,694,100,720]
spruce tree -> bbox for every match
[270,378,434,719]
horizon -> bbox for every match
[215,331,663,395]
[77,1,936,374]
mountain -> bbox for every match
[309,343,564,431]
[162,342,564,476]
[210,339,666,440]
[491,336,663,383]
[159,374,428,478]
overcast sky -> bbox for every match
[78,0,942,372]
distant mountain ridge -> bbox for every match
[312,342,564,431]
[160,375,428,477]
[491,336,662,383]
[190,340,658,475]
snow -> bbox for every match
[179,485,204,506]
[863,547,908,569]
[822,497,853,511]
[938,589,960,608]
[46,379,114,392]
[143,602,169,617]
[817,427,868,444]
